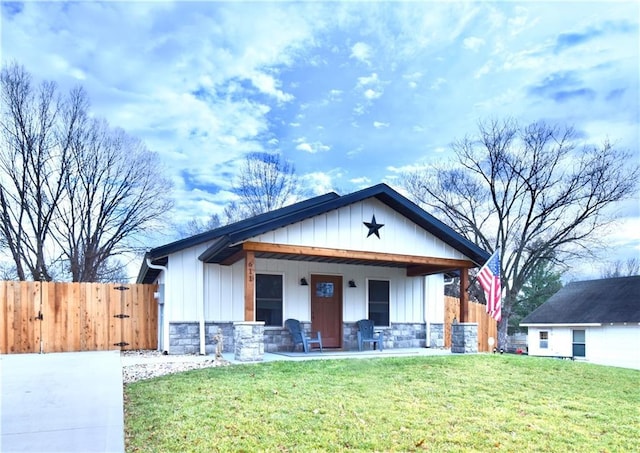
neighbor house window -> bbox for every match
[539,331,549,349]
[368,279,390,326]
[572,330,586,357]
[256,274,283,327]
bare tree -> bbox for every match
[403,119,639,347]
[0,63,72,280]
[1,63,172,282]
[230,152,298,219]
[600,258,640,278]
[57,116,172,282]
[175,214,222,239]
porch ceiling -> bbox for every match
[209,241,476,277]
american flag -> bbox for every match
[477,249,501,322]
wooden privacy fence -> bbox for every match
[0,281,158,354]
[444,296,498,352]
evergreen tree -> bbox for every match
[509,260,562,334]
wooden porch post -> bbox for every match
[459,268,469,323]
[244,251,255,322]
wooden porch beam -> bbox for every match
[459,268,469,323]
[242,241,476,269]
[244,251,255,322]
[220,249,245,266]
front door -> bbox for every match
[311,275,343,348]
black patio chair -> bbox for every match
[356,319,384,351]
[285,318,323,353]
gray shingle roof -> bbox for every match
[521,276,640,325]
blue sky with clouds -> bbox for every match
[1,1,639,278]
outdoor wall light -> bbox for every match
[348,279,357,288]
[300,277,309,286]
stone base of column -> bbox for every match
[429,323,444,348]
[451,323,478,354]
[233,321,265,362]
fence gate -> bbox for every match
[113,285,130,349]
[0,281,158,354]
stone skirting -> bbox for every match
[344,322,427,350]
[169,321,431,354]
[263,321,314,353]
[451,323,478,354]
[169,322,234,355]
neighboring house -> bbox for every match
[521,276,640,370]
[137,184,489,355]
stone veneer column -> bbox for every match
[233,321,265,362]
[451,323,478,354]
[429,323,444,348]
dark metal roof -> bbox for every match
[137,183,490,283]
[521,276,640,324]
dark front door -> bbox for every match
[311,275,343,348]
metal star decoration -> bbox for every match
[364,215,384,239]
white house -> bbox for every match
[521,276,640,370]
[136,184,489,355]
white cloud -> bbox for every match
[350,176,371,187]
[300,171,340,195]
[329,89,343,100]
[474,61,492,79]
[387,163,427,174]
[295,141,331,154]
[430,78,447,90]
[350,42,372,64]
[346,146,363,157]
[364,88,382,100]
[249,72,294,103]
[357,73,380,87]
[463,36,485,51]
[373,121,390,128]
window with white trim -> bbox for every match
[368,279,390,326]
[539,331,549,349]
[256,274,283,327]
[572,330,586,357]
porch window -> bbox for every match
[539,331,549,349]
[368,279,390,326]
[256,274,283,327]
[572,330,586,357]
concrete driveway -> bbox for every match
[1,351,124,453]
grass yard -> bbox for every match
[125,355,639,452]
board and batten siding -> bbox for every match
[200,258,441,324]
[162,243,211,323]
[253,199,467,260]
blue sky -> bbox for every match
[1,1,639,279]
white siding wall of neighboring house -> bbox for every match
[584,325,640,370]
[527,327,574,357]
[527,325,640,370]
[252,200,467,260]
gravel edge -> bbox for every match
[121,350,230,384]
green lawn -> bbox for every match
[125,355,639,452]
